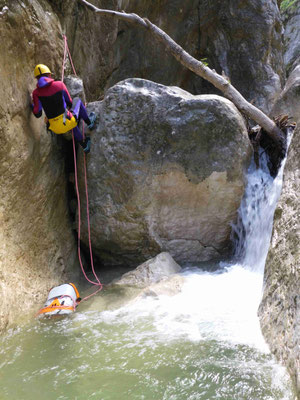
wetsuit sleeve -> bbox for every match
[62,83,73,108]
[32,91,42,118]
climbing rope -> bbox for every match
[62,34,103,301]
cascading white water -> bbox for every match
[232,147,288,272]
[92,149,285,351]
[108,131,292,345]
[0,133,295,399]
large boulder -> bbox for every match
[78,79,252,267]
[259,66,300,395]
[0,0,78,331]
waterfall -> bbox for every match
[84,132,292,352]
[232,130,292,272]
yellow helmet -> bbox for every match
[34,64,51,78]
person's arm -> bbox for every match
[31,91,42,118]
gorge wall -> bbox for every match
[52,0,283,112]
[259,2,300,393]
[0,0,78,330]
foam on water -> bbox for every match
[89,266,266,350]
[84,133,291,353]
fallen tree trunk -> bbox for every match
[249,115,296,177]
[77,0,286,151]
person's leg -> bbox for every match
[73,125,91,154]
[71,98,90,124]
[71,98,96,129]
[72,125,83,142]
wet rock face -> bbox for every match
[196,0,283,113]
[259,66,300,396]
[105,0,283,112]
[0,0,78,331]
[48,0,120,101]
[118,0,283,112]
[79,79,252,267]
[282,0,300,75]
[104,0,200,95]
[51,0,283,111]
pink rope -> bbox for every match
[72,137,101,286]
[65,39,77,77]
[61,34,103,296]
[61,35,68,82]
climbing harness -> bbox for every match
[37,35,102,317]
[47,111,77,134]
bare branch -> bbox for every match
[77,0,147,27]
[77,0,286,148]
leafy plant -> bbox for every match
[280,0,297,12]
[200,57,209,67]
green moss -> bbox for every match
[280,0,297,12]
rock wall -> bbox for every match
[259,65,300,395]
[0,0,78,331]
[258,5,300,393]
[105,0,200,96]
[78,79,252,267]
[197,0,283,113]
[282,0,300,75]
[49,0,283,112]
[111,0,283,113]
[48,0,120,101]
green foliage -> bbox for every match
[200,57,209,67]
[280,0,297,12]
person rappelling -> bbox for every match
[31,64,96,153]
[34,40,103,319]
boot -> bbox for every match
[87,112,96,130]
[79,137,91,154]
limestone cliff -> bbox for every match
[282,0,300,74]
[257,3,300,395]
[50,0,283,113]
[48,0,120,101]
[259,66,300,395]
[115,0,283,113]
[0,0,78,331]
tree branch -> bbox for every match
[77,0,147,27]
[77,0,286,149]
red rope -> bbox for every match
[62,34,103,299]
[61,35,68,82]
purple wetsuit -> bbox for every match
[32,77,89,141]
